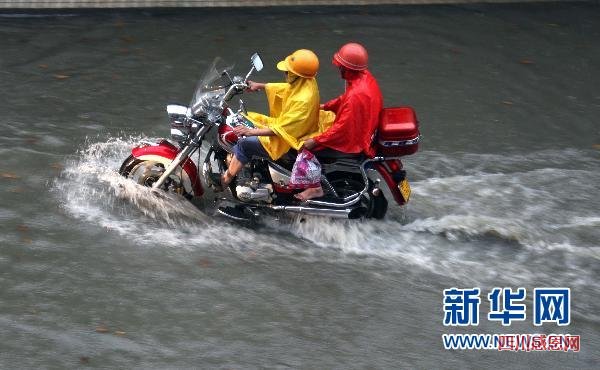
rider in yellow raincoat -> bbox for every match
[216,49,334,188]
[248,78,320,160]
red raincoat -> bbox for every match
[314,70,383,157]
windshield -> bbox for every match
[190,58,233,121]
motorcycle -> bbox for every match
[118,53,420,222]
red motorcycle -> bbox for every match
[118,54,419,221]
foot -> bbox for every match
[210,170,234,192]
[294,186,324,201]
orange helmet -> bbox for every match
[333,42,368,71]
[277,49,319,78]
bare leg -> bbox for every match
[294,186,324,201]
[223,155,243,185]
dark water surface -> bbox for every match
[1,3,599,369]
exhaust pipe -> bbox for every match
[270,205,366,219]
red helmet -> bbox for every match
[333,42,368,70]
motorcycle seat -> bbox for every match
[272,149,365,169]
[315,149,365,164]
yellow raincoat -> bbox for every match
[246,78,335,160]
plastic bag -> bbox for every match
[289,149,322,189]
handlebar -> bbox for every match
[220,82,248,108]
[219,56,261,109]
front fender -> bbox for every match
[131,140,204,196]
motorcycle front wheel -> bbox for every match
[118,155,194,198]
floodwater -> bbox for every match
[1,3,599,369]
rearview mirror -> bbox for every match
[251,53,263,72]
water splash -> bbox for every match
[54,136,209,227]
[52,138,600,292]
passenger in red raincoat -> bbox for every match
[296,42,383,201]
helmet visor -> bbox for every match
[277,56,291,72]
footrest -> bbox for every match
[217,206,254,222]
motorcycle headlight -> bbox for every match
[167,104,190,127]
[166,104,192,141]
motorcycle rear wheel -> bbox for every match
[328,174,387,219]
